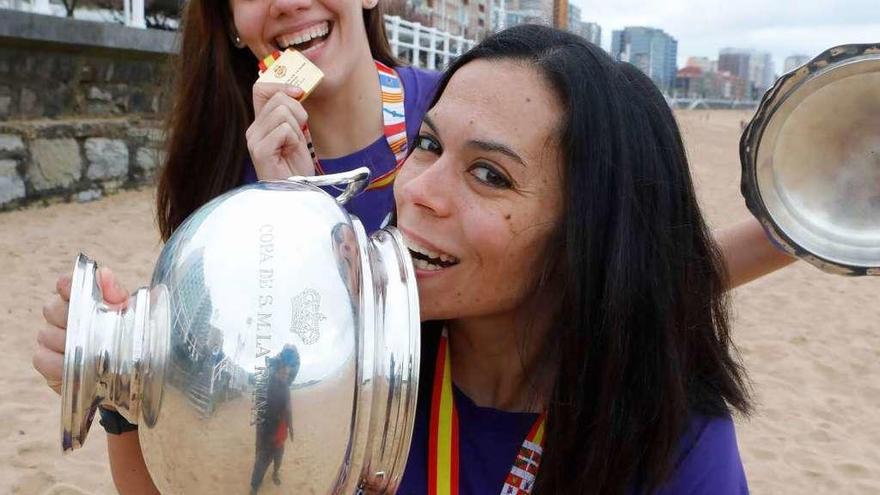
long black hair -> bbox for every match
[427,25,751,493]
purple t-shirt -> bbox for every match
[243,66,441,232]
[397,328,749,494]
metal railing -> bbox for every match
[1,0,144,27]
[385,15,474,70]
[208,355,229,397]
[667,97,760,110]
[0,3,474,70]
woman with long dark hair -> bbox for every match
[36,24,778,494]
[391,25,751,493]
[159,0,440,236]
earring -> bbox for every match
[231,31,246,49]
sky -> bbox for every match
[572,0,880,74]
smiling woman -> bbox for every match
[157,0,442,238]
[32,14,797,495]
[396,64,563,322]
[31,0,441,493]
[392,25,754,494]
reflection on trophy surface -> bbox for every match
[60,168,420,494]
[250,345,299,493]
[741,43,880,275]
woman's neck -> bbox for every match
[303,52,385,159]
[446,302,557,414]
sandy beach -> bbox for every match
[1,110,878,494]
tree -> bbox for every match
[61,0,78,17]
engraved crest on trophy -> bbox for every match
[290,288,326,345]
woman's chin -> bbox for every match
[417,299,447,323]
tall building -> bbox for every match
[686,56,715,73]
[565,2,600,45]
[675,66,747,100]
[752,51,775,95]
[405,0,493,39]
[610,27,678,93]
[718,48,775,98]
[717,49,750,81]
[784,54,811,73]
[567,1,580,27]
[570,21,601,45]
[505,8,546,28]
[511,0,553,21]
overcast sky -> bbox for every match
[573,0,880,74]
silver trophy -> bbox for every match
[741,43,880,275]
[60,168,421,494]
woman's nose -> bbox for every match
[269,0,313,17]
[397,157,455,218]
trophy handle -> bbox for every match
[61,254,154,452]
[288,167,371,206]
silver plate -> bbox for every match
[741,43,880,276]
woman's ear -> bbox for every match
[362,0,379,9]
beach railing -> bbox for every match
[384,15,475,70]
[0,0,145,27]
[0,4,473,70]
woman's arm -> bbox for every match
[715,217,797,289]
[34,271,160,494]
[107,432,161,494]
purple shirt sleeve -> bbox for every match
[653,416,749,495]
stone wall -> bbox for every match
[0,118,164,206]
[0,10,177,209]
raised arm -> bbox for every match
[714,217,797,289]
[34,270,160,495]
[107,431,161,494]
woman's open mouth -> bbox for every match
[402,235,460,272]
[275,21,332,55]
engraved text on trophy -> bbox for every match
[256,224,275,359]
[252,224,276,426]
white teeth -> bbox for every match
[402,235,459,267]
[413,258,442,271]
[276,21,330,50]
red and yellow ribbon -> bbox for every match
[258,50,283,73]
[298,61,406,192]
[429,330,546,495]
[429,331,460,495]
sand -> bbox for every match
[1,110,878,494]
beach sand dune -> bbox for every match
[1,110,878,493]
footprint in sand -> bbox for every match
[751,447,778,461]
[835,462,869,478]
[40,483,93,495]
[10,470,55,495]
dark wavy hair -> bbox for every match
[426,25,751,494]
[156,1,397,241]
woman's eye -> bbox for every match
[414,135,441,154]
[469,164,512,189]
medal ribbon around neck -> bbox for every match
[260,55,407,191]
[429,329,547,495]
